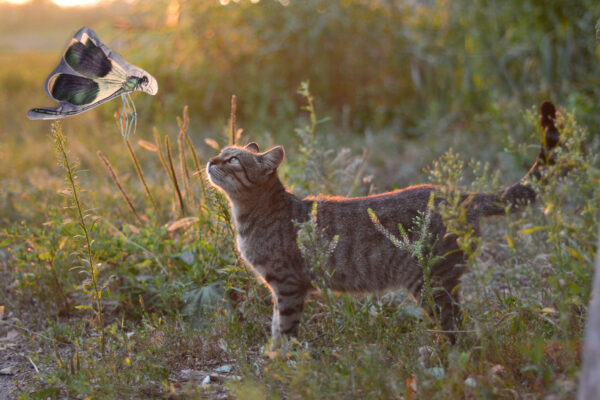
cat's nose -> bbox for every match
[208,157,219,166]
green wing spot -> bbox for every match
[51,74,100,105]
[30,108,61,115]
[65,41,112,78]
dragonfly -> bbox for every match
[27,27,158,139]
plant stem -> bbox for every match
[97,150,143,225]
[230,94,237,145]
[166,135,186,217]
[125,139,160,218]
[52,122,105,353]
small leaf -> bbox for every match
[504,234,514,250]
[566,247,585,261]
[234,128,243,143]
[138,140,158,152]
[74,305,92,310]
[519,226,545,235]
[204,138,220,150]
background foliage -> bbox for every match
[0,0,599,398]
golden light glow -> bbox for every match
[166,0,180,27]
[0,0,104,6]
[0,0,30,4]
[52,0,102,6]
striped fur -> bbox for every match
[206,102,560,344]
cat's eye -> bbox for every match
[228,156,240,164]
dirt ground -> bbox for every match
[0,306,36,399]
[0,248,35,400]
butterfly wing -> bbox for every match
[27,27,158,120]
[27,90,125,120]
[69,27,158,95]
[27,73,125,120]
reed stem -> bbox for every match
[124,139,160,218]
[165,135,186,217]
[230,94,237,145]
[97,150,143,225]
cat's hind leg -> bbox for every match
[430,249,466,344]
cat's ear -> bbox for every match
[245,142,260,153]
[262,146,285,173]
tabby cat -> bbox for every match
[207,101,560,343]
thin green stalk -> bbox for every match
[52,122,105,353]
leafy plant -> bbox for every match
[52,122,107,352]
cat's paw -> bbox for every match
[262,336,301,359]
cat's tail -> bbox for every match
[468,101,561,217]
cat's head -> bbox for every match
[207,142,284,199]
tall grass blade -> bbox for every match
[96,150,143,225]
[124,139,160,219]
[230,94,237,145]
[165,135,186,217]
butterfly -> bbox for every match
[27,27,158,139]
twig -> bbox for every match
[27,356,40,374]
[494,311,517,327]
[230,94,237,145]
[178,127,193,210]
[97,151,143,225]
[165,136,186,217]
[125,139,160,218]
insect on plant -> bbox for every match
[27,26,158,139]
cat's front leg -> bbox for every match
[270,284,308,342]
